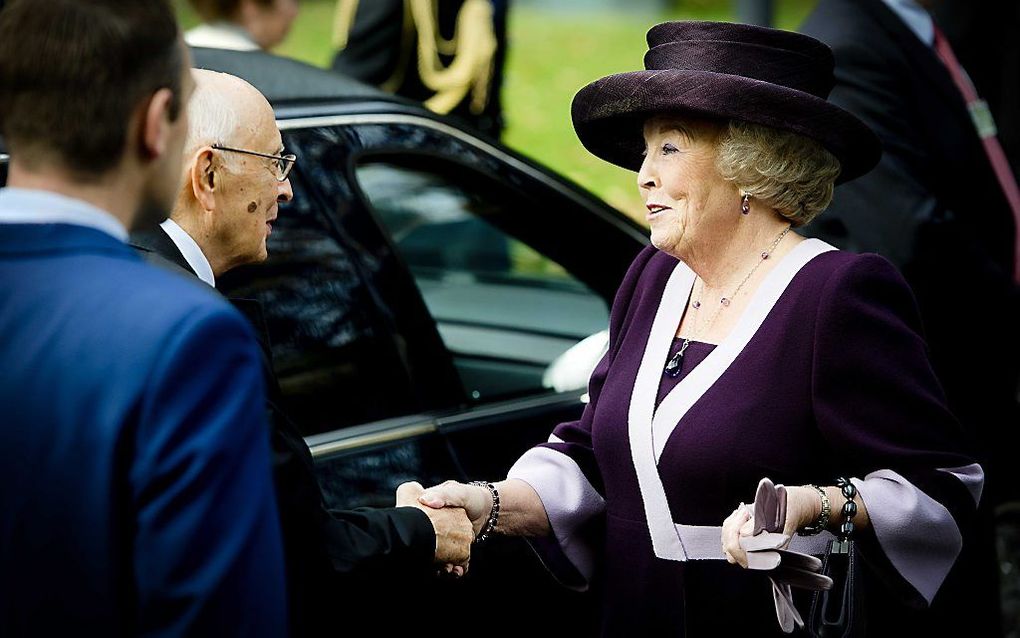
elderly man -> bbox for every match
[131,69,473,635]
[0,2,285,636]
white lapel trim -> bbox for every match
[628,239,835,561]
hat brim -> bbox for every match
[572,69,881,184]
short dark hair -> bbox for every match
[0,0,184,177]
[189,0,274,22]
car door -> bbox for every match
[261,110,645,494]
[230,109,644,632]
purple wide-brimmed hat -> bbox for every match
[571,21,881,183]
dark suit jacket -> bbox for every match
[801,0,1019,477]
[0,222,286,636]
[131,227,437,636]
[801,2,1013,634]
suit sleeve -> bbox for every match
[812,254,982,606]
[506,245,657,588]
[321,506,435,573]
[131,305,286,637]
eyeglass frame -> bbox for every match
[211,144,297,182]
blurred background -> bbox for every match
[173,0,818,220]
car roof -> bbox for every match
[190,47,422,113]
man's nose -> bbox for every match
[278,177,294,203]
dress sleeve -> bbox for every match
[507,245,656,588]
[811,253,983,605]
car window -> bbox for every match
[217,127,464,436]
[354,158,610,403]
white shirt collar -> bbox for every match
[880,0,935,46]
[0,187,128,241]
[160,218,216,287]
[185,22,260,52]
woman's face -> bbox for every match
[637,116,738,259]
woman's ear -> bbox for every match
[190,147,218,211]
[140,87,176,160]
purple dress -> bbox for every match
[508,240,982,636]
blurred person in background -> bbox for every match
[801,2,1019,632]
[186,0,299,51]
[0,0,286,635]
[331,0,508,139]
[411,21,984,636]
[932,0,1020,177]
[130,68,474,636]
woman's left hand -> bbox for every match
[721,485,823,568]
[721,503,755,567]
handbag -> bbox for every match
[807,478,865,638]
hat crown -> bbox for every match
[643,21,835,98]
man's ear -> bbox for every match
[139,87,176,160]
[191,147,218,211]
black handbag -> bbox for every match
[807,478,865,638]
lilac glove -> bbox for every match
[739,478,833,633]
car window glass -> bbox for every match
[217,127,460,436]
[355,159,609,403]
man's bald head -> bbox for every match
[185,69,274,160]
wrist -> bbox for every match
[796,484,831,536]
[469,481,500,541]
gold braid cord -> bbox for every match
[333,0,498,116]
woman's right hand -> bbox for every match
[419,480,493,537]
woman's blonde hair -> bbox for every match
[716,120,841,227]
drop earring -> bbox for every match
[741,193,751,215]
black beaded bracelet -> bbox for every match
[835,476,857,540]
[469,481,500,542]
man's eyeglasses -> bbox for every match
[211,144,297,182]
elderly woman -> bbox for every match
[414,21,982,635]
[185,0,298,52]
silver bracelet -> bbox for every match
[469,481,500,542]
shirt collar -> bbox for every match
[0,187,128,241]
[184,22,260,52]
[160,218,216,287]
[880,0,935,46]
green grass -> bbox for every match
[174,0,818,220]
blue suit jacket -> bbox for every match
[0,223,287,636]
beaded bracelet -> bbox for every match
[798,484,831,536]
[834,477,858,539]
[469,480,500,542]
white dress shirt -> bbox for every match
[0,187,128,241]
[880,0,934,46]
[185,22,260,52]
[159,218,216,287]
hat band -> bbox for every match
[644,41,834,98]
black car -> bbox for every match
[0,48,646,632]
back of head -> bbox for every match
[0,0,183,179]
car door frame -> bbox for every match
[273,105,647,482]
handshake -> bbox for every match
[395,480,494,577]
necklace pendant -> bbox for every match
[664,350,684,377]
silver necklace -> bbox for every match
[664,225,792,378]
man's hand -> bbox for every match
[418,480,493,537]
[396,482,473,573]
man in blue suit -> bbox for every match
[0,1,287,635]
